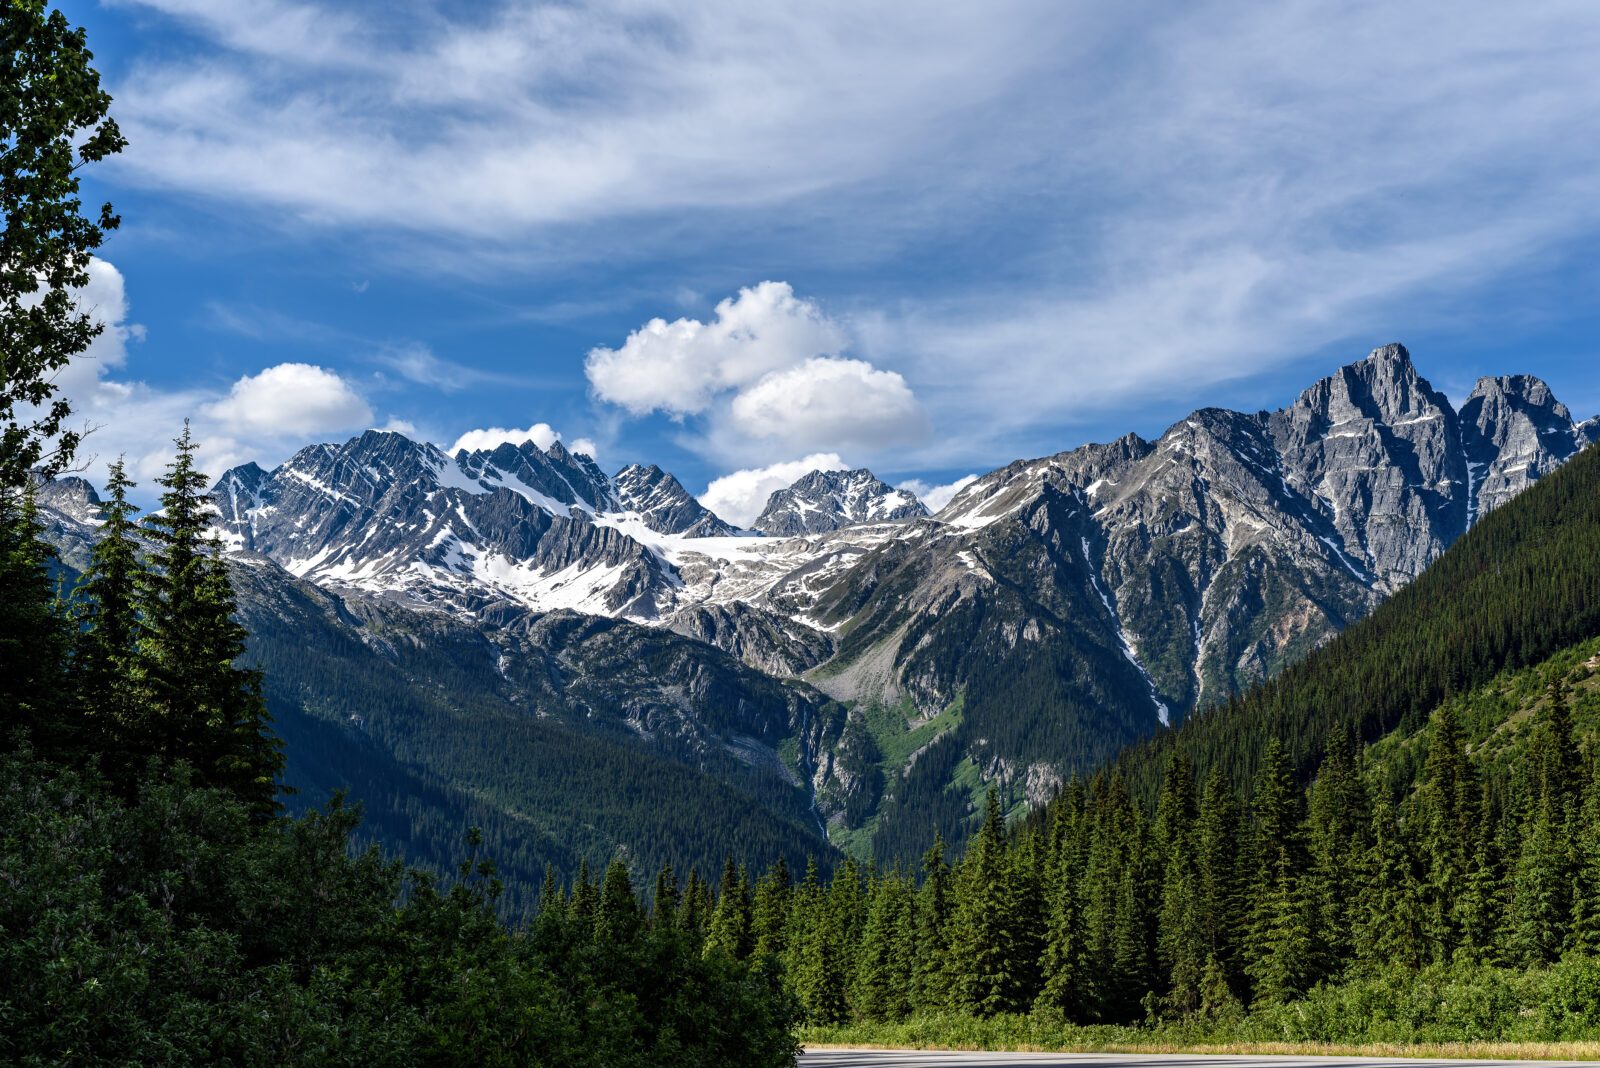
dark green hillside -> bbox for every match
[1118,440,1600,799]
[233,563,838,913]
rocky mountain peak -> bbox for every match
[35,475,103,525]
[1461,373,1589,516]
[753,468,928,536]
[613,463,738,537]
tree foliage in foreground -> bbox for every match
[0,435,799,1064]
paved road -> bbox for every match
[800,1051,1597,1068]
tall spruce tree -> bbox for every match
[704,857,753,960]
[1038,785,1095,1018]
[1154,753,1205,1014]
[912,834,954,1013]
[0,486,71,753]
[69,458,147,765]
[140,426,280,816]
[947,789,1025,1016]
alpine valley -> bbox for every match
[37,343,1600,902]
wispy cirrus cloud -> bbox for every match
[101,0,1600,479]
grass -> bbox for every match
[804,1036,1600,1060]
[801,1017,1600,1060]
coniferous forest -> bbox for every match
[10,1,1600,1061]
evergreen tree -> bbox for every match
[0,486,71,754]
[751,856,793,959]
[0,0,125,488]
[69,458,147,766]
[946,789,1024,1016]
[1508,684,1579,964]
[653,862,680,930]
[912,834,954,1013]
[851,869,913,1020]
[1194,768,1243,989]
[1417,704,1479,958]
[703,857,753,960]
[1356,792,1429,969]
[1154,753,1205,1014]
[595,854,641,945]
[679,867,709,938]
[1038,786,1095,1018]
[1569,764,1600,954]
[1244,741,1312,1005]
[140,426,281,816]
[791,858,849,1024]
[569,858,597,929]
[1303,726,1368,979]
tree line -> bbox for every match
[648,685,1600,1030]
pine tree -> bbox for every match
[1418,704,1479,958]
[851,869,913,1020]
[1244,741,1312,1005]
[679,867,708,938]
[1356,792,1428,969]
[652,862,680,930]
[791,859,849,1024]
[1303,726,1368,979]
[1038,787,1095,1018]
[1508,684,1578,964]
[595,855,642,946]
[569,858,598,929]
[140,426,281,817]
[1569,764,1600,954]
[1195,768,1243,990]
[703,857,753,960]
[912,834,954,1013]
[69,458,147,767]
[751,857,792,959]
[0,485,72,755]
[1154,753,1205,1014]
[947,789,1024,1016]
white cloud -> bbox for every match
[378,417,418,435]
[203,362,372,436]
[107,2,1039,243]
[449,422,560,454]
[585,281,845,416]
[728,357,927,453]
[569,437,599,460]
[96,2,1600,473]
[898,474,977,513]
[699,453,847,529]
[589,282,927,466]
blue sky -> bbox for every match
[55,0,1600,521]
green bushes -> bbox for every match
[0,749,800,1065]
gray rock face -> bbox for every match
[1461,374,1592,516]
[613,463,738,537]
[753,469,927,536]
[668,601,835,676]
[1269,343,1469,590]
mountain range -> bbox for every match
[36,343,1600,877]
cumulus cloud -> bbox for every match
[448,422,560,454]
[204,362,372,436]
[728,357,927,452]
[588,281,928,465]
[898,474,978,513]
[699,453,848,529]
[569,437,599,460]
[585,281,846,417]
